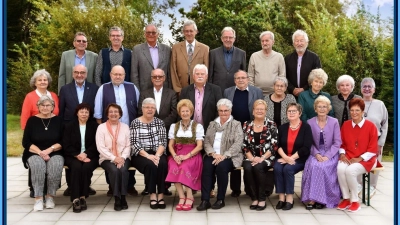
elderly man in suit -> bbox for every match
[59,64,99,196]
[131,24,171,92]
[224,70,263,197]
[180,64,222,133]
[58,32,98,93]
[209,27,246,92]
[171,20,209,94]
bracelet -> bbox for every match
[156,154,162,157]
[173,154,178,158]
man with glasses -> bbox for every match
[95,26,132,86]
[224,70,263,197]
[131,24,171,92]
[209,27,246,93]
[58,32,98,93]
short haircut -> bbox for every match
[349,98,365,111]
[336,75,355,92]
[234,70,248,78]
[177,99,194,117]
[74,103,93,118]
[182,20,197,32]
[253,99,268,111]
[313,95,332,111]
[217,98,233,111]
[193,64,208,75]
[292,29,309,43]
[105,103,123,118]
[274,76,288,87]
[361,77,376,89]
[36,95,55,107]
[30,69,52,89]
[145,24,159,33]
[259,31,274,41]
[308,68,328,86]
[109,26,124,36]
[151,68,165,76]
[74,32,87,40]
[286,102,303,115]
[221,27,236,38]
[142,97,156,107]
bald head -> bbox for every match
[110,65,126,85]
[72,64,87,87]
[151,68,166,90]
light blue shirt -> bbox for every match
[148,43,159,68]
[75,81,86,103]
[75,51,86,67]
[94,82,140,126]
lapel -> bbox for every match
[192,41,201,60]
[85,50,92,68]
[179,42,188,61]
[202,84,211,108]
[218,47,228,70]
[157,43,164,66]
[142,44,154,68]
[82,82,93,103]
[247,86,255,108]
[159,88,169,116]
[149,90,160,117]
[68,82,80,105]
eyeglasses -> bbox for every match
[287,110,298,114]
[151,76,164,79]
[75,40,87,43]
[317,106,328,109]
[110,35,122,38]
[218,110,230,113]
[274,84,285,89]
[145,31,157,36]
[143,106,156,110]
[362,85,373,89]
[40,104,53,108]
[73,71,86,75]
[235,77,248,80]
[222,36,235,40]
[254,108,266,111]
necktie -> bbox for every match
[188,44,193,84]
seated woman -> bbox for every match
[337,98,378,212]
[96,103,131,211]
[22,95,64,211]
[166,99,204,211]
[264,77,296,127]
[130,98,168,209]
[63,103,99,213]
[274,103,312,210]
[298,68,334,122]
[301,96,342,210]
[196,99,243,211]
[243,99,278,211]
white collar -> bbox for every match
[352,117,366,128]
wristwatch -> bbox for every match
[51,146,55,150]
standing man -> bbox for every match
[209,27,246,92]
[170,20,209,94]
[131,24,171,92]
[248,31,285,96]
[285,29,321,97]
[59,64,99,196]
[94,65,140,196]
[58,32,98,93]
[180,64,222,133]
[94,26,132,86]
[224,70,263,197]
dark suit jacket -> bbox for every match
[277,122,312,163]
[59,81,99,122]
[131,42,171,91]
[209,46,246,92]
[180,83,222,132]
[137,87,177,131]
[223,85,263,118]
[63,119,99,163]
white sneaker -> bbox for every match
[45,197,55,209]
[33,199,44,211]
[369,187,377,199]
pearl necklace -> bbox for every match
[289,122,301,130]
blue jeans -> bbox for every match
[274,161,304,194]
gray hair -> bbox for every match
[274,76,288,87]
[336,75,355,92]
[217,98,233,111]
[109,26,124,36]
[292,30,309,43]
[361,77,376,89]
[182,20,198,32]
[36,95,55,107]
[142,97,156,107]
[74,32,87,40]
[221,27,236,38]
[308,68,328,86]
[313,95,332,111]
[30,69,52,89]
[193,64,208,75]
[260,31,274,41]
[234,70,248,78]
[145,24,159,33]
[286,102,303,115]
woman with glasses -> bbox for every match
[301,96,342,210]
[274,103,312,210]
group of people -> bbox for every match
[21,20,388,214]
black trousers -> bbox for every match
[230,169,241,193]
[243,160,272,201]
[65,157,98,202]
[131,152,167,194]
[201,155,233,201]
[101,159,131,197]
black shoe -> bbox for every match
[73,199,81,213]
[127,187,138,196]
[315,203,325,209]
[250,204,258,210]
[107,185,113,197]
[63,187,71,196]
[211,200,225,209]
[89,187,96,195]
[256,203,267,211]
[164,189,173,196]
[276,201,286,209]
[230,191,241,197]
[282,201,293,210]
[114,197,122,211]
[80,198,87,210]
[150,199,158,209]
[121,196,128,210]
[196,200,211,211]
[158,199,166,209]
[141,190,149,196]
[305,203,314,210]
[30,189,34,198]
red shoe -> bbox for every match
[176,198,185,211]
[347,202,361,212]
[337,199,351,210]
[182,198,194,211]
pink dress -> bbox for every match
[165,121,204,190]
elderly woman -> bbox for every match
[331,75,362,126]
[337,98,378,212]
[265,77,296,127]
[242,99,278,211]
[298,68,334,122]
[274,103,312,210]
[96,103,131,211]
[63,103,99,213]
[22,95,64,211]
[196,99,243,211]
[359,77,388,198]
[21,69,59,130]
[166,99,204,211]
[130,98,168,209]
[301,96,342,209]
